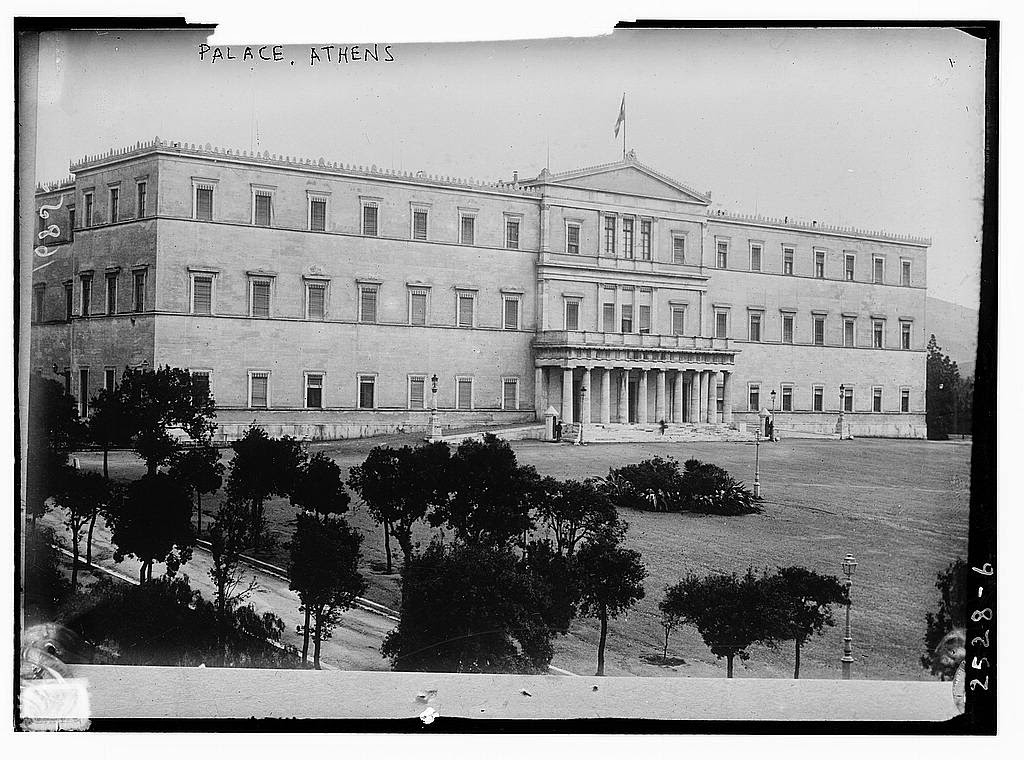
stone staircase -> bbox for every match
[566,422,756,443]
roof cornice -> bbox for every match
[708,209,931,248]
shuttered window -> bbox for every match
[137,182,147,217]
[814,251,826,278]
[622,218,634,258]
[604,216,616,254]
[307,283,326,320]
[458,294,474,328]
[565,300,580,331]
[358,376,375,409]
[843,387,854,412]
[639,304,651,334]
[672,236,685,264]
[749,244,762,271]
[254,192,272,226]
[191,371,210,398]
[901,388,910,412]
[192,276,213,315]
[362,204,378,236]
[873,257,884,284]
[133,270,146,312]
[843,319,855,347]
[251,280,271,318]
[845,255,856,281]
[749,312,762,342]
[873,321,884,348]
[783,247,794,275]
[109,187,119,223]
[305,374,323,409]
[409,291,427,325]
[359,286,378,323]
[106,273,118,314]
[309,198,327,231]
[503,296,519,330]
[249,373,269,408]
[506,219,520,249]
[872,387,883,412]
[413,210,428,240]
[80,275,92,316]
[782,386,793,411]
[566,223,580,254]
[640,220,652,260]
[813,386,824,412]
[782,314,794,344]
[195,186,213,220]
[456,378,473,410]
[460,215,475,245]
[84,193,94,227]
[901,260,912,286]
[671,307,685,335]
[716,240,728,268]
[409,377,426,409]
[602,303,615,332]
[65,282,73,321]
[715,311,729,339]
[901,322,912,350]
[620,304,633,333]
[503,378,518,410]
[813,316,825,345]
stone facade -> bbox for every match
[30,139,929,439]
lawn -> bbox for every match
[67,435,971,680]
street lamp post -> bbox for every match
[427,373,440,442]
[578,385,587,445]
[770,389,777,441]
[836,384,846,439]
[754,408,768,498]
[841,552,858,680]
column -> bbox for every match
[617,369,629,422]
[706,370,719,424]
[688,370,701,423]
[581,368,592,424]
[722,370,733,424]
[561,367,574,425]
[534,366,546,418]
[698,370,709,423]
[673,370,685,423]
[600,368,611,424]
[655,369,667,423]
[637,369,649,424]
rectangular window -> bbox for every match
[249,372,269,409]
[748,384,760,412]
[64,282,73,321]
[671,306,686,335]
[812,385,824,412]
[503,296,520,330]
[457,293,475,328]
[781,385,793,412]
[409,376,426,409]
[814,250,826,278]
[782,313,794,344]
[783,246,794,275]
[83,192,94,227]
[33,285,45,322]
[456,377,473,410]
[104,367,116,392]
[672,235,686,264]
[250,279,272,318]
[362,203,379,236]
[194,185,214,221]
[602,302,615,332]
[873,320,885,348]
[191,275,213,315]
[872,387,883,412]
[505,218,520,249]
[359,285,379,323]
[68,207,76,236]
[640,220,652,260]
[309,197,327,232]
[843,318,855,347]
[565,300,580,331]
[748,312,762,342]
[502,378,519,410]
[566,223,580,254]
[639,304,651,334]
[412,209,428,240]
[79,369,89,416]
[843,386,854,412]
[873,256,884,284]
[604,216,616,254]
[358,375,376,409]
[460,215,476,245]
[132,270,146,312]
[136,181,147,218]
[108,187,119,223]
[305,373,324,409]
[253,191,272,227]
[901,321,912,350]
[80,274,93,316]
[749,243,762,272]
[306,282,327,320]
[716,240,729,268]
[620,304,633,333]
[105,272,118,315]
[409,289,428,325]
[715,310,729,339]
[191,370,210,399]
[813,315,825,345]
[901,260,912,287]
[901,388,910,412]
[622,218,634,258]
[845,254,855,281]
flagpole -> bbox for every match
[622,94,627,159]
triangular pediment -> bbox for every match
[529,159,711,205]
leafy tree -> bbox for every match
[109,473,195,583]
[764,566,849,678]
[54,468,110,588]
[207,497,259,662]
[347,442,449,571]
[926,335,964,440]
[657,594,684,662]
[26,375,84,525]
[87,387,131,480]
[429,434,538,548]
[604,456,759,516]
[292,451,350,521]
[522,538,580,635]
[382,539,556,673]
[663,568,777,678]
[114,365,217,474]
[537,477,620,557]
[287,513,366,669]
[575,528,647,676]
[921,557,968,679]
[168,443,224,535]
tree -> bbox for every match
[764,566,849,678]
[26,375,84,525]
[575,528,647,676]
[207,497,258,663]
[381,539,557,673]
[109,473,195,583]
[54,468,110,588]
[287,513,366,669]
[663,568,776,678]
[168,443,224,535]
[347,442,449,572]
[657,594,684,662]
[291,451,350,521]
[926,335,963,440]
[429,434,538,548]
[87,387,131,480]
[537,477,620,557]
[114,365,217,474]
[921,557,968,679]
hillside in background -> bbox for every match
[926,296,980,377]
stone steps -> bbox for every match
[564,423,756,443]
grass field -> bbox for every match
[69,435,971,680]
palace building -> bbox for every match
[30,138,929,440]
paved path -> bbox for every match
[42,513,395,671]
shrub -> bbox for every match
[604,457,760,516]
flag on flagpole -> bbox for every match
[614,93,626,138]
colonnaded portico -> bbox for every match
[532,331,738,427]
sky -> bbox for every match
[30,26,986,308]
